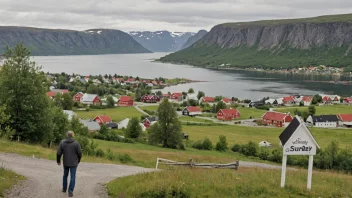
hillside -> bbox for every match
[129,31,195,52]
[160,14,352,68]
[0,27,151,56]
[181,29,208,50]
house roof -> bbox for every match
[144,117,159,123]
[119,96,133,102]
[118,118,130,129]
[187,93,198,100]
[81,94,99,102]
[202,97,215,102]
[46,92,56,97]
[63,110,77,120]
[79,119,101,131]
[52,89,69,93]
[323,96,331,101]
[222,98,231,103]
[301,96,313,102]
[310,115,338,122]
[338,114,352,122]
[344,97,352,102]
[262,111,290,122]
[106,122,118,128]
[142,95,158,100]
[171,92,183,97]
[127,78,135,82]
[219,109,240,115]
[185,106,201,112]
[283,96,295,102]
[94,115,112,123]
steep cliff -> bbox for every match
[160,14,352,68]
[181,30,208,50]
[0,27,151,55]
[129,31,195,52]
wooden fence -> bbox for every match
[155,158,239,170]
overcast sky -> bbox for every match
[1,0,352,32]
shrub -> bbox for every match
[191,140,204,150]
[258,147,270,160]
[269,148,282,163]
[96,149,105,157]
[215,135,228,152]
[202,138,213,150]
[106,149,115,161]
[118,154,133,163]
[231,144,241,152]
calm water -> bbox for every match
[34,53,352,100]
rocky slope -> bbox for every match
[181,30,207,50]
[160,14,352,68]
[0,27,151,56]
[129,31,195,52]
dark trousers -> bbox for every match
[63,166,77,193]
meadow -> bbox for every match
[107,167,352,198]
[274,104,352,115]
[74,107,142,122]
[0,167,24,196]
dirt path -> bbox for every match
[0,153,152,198]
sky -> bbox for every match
[1,0,352,32]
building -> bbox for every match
[142,117,159,128]
[343,97,352,104]
[79,119,101,132]
[322,96,332,104]
[63,110,77,121]
[337,114,352,128]
[222,98,232,105]
[249,100,264,108]
[182,106,202,116]
[283,96,295,106]
[73,92,84,102]
[306,115,338,128]
[93,115,113,125]
[217,109,241,121]
[259,140,271,147]
[200,96,215,104]
[301,96,313,106]
[186,93,198,101]
[170,93,183,101]
[46,89,69,99]
[81,94,102,105]
[118,96,134,106]
[141,95,160,103]
[118,118,146,131]
[262,111,293,127]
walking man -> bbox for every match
[57,131,82,197]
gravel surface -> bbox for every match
[0,153,152,198]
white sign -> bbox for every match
[279,116,320,191]
[283,125,317,155]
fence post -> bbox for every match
[155,158,159,170]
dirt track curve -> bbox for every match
[0,153,152,198]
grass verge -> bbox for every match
[0,167,25,197]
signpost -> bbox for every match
[279,116,320,190]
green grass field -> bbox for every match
[75,107,142,122]
[140,105,159,112]
[236,107,266,119]
[179,116,213,123]
[107,167,352,198]
[275,105,352,115]
[0,167,24,196]
[183,125,352,149]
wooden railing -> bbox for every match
[155,158,239,170]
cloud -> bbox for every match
[0,0,351,32]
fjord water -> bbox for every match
[35,53,351,100]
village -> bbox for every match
[45,71,352,147]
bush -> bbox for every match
[96,148,105,157]
[106,149,115,161]
[191,138,213,150]
[269,148,282,163]
[231,144,241,152]
[90,105,106,109]
[215,135,228,152]
[258,147,270,160]
[118,153,133,163]
[191,140,204,150]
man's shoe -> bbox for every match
[68,192,73,197]
[62,189,66,193]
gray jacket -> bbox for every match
[57,138,82,167]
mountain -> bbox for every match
[181,30,208,50]
[129,31,195,52]
[0,27,151,56]
[160,14,352,68]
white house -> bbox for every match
[306,115,338,128]
[265,99,276,105]
[81,94,101,105]
[186,93,198,101]
[118,118,146,131]
[63,110,77,121]
[259,140,272,147]
[182,106,202,116]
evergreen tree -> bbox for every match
[188,88,194,94]
[148,99,183,149]
[125,117,142,138]
[197,91,205,100]
[62,93,73,110]
[0,44,52,142]
[308,105,316,115]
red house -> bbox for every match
[323,96,332,104]
[118,96,134,106]
[283,96,295,104]
[301,96,313,106]
[93,115,112,125]
[182,106,202,116]
[46,91,57,98]
[217,109,241,121]
[46,89,69,99]
[142,117,158,128]
[262,111,293,127]
[222,98,232,104]
[200,96,215,103]
[73,92,84,102]
[343,97,352,104]
[170,93,183,100]
[141,95,160,103]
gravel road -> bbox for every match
[0,153,152,198]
